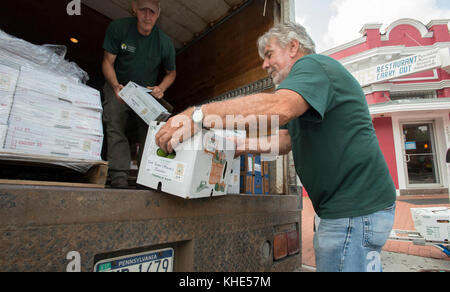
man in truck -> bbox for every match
[154,22,396,272]
[102,0,176,188]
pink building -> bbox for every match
[323,18,450,196]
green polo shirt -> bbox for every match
[103,17,176,87]
[278,54,396,219]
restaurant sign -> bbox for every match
[352,48,449,87]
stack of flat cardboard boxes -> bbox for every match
[0,66,103,160]
[240,154,269,195]
[0,63,19,148]
[0,32,103,162]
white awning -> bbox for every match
[369,98,450,116]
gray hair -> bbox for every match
[257,22,316,58]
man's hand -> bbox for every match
[148,86,164,99]
[113,84,125,104]
[102,51,125,104]
[155,108,199,154]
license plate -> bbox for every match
[94,248,174,272]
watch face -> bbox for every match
[193,110,203,123]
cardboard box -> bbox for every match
[227,158,241,194]
[241,173,270,195]
[17,67,102,111]
[240,155,246,172]
[0,94,12,125]
[411,207,450,242]
[254,155,262,176]
[262,161,269,176]
[0,63,19,125]
[240,175,244,194]
[253,173,263,194]
[17,67,74,102]
[4,119,103,160]
[0,63,19,94]
[1,66,105,160]
[119,82,171,125]
[244,174,253,195]
[239,153,270,195]
[245,154,254,175]
[242,154,263,176]
[67,82,102,111]
[11,87,103,136]
[263,174,269,195]
[0,124,7,148]
[137,121,236,199]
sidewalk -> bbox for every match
[301,194,450,269]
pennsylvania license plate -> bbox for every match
[94,248,174,272]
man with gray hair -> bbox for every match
[102,0,176,188]
[155,22,396,272]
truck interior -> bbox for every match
[1,0,279,112]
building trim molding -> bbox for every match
[381,18,433,41]
[369,98,450,115]
[363,80,450,95]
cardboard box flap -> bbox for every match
[119,82,172,124]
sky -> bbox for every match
[294,0,450,53]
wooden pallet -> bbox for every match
[0,151,108,188]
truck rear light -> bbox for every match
[273,233,287,260]
[287,230,300,255]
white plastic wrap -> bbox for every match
[4,66,104,161]
[0,63,19,125]
[0,30,89,84]
[0,34,105,173]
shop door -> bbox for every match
[402,123,440,187]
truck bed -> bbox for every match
[0,185,301,272]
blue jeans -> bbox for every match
[313,204,396,272]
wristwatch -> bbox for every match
[192,106,204,128]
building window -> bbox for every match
[390,91,437,101]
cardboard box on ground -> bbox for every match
[410,207,450,242]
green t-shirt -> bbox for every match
[278,54,396,219]
[103,17,176,87]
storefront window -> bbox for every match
[403,123,439,185]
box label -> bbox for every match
[146,155,186,182]
[0,74,12,91]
